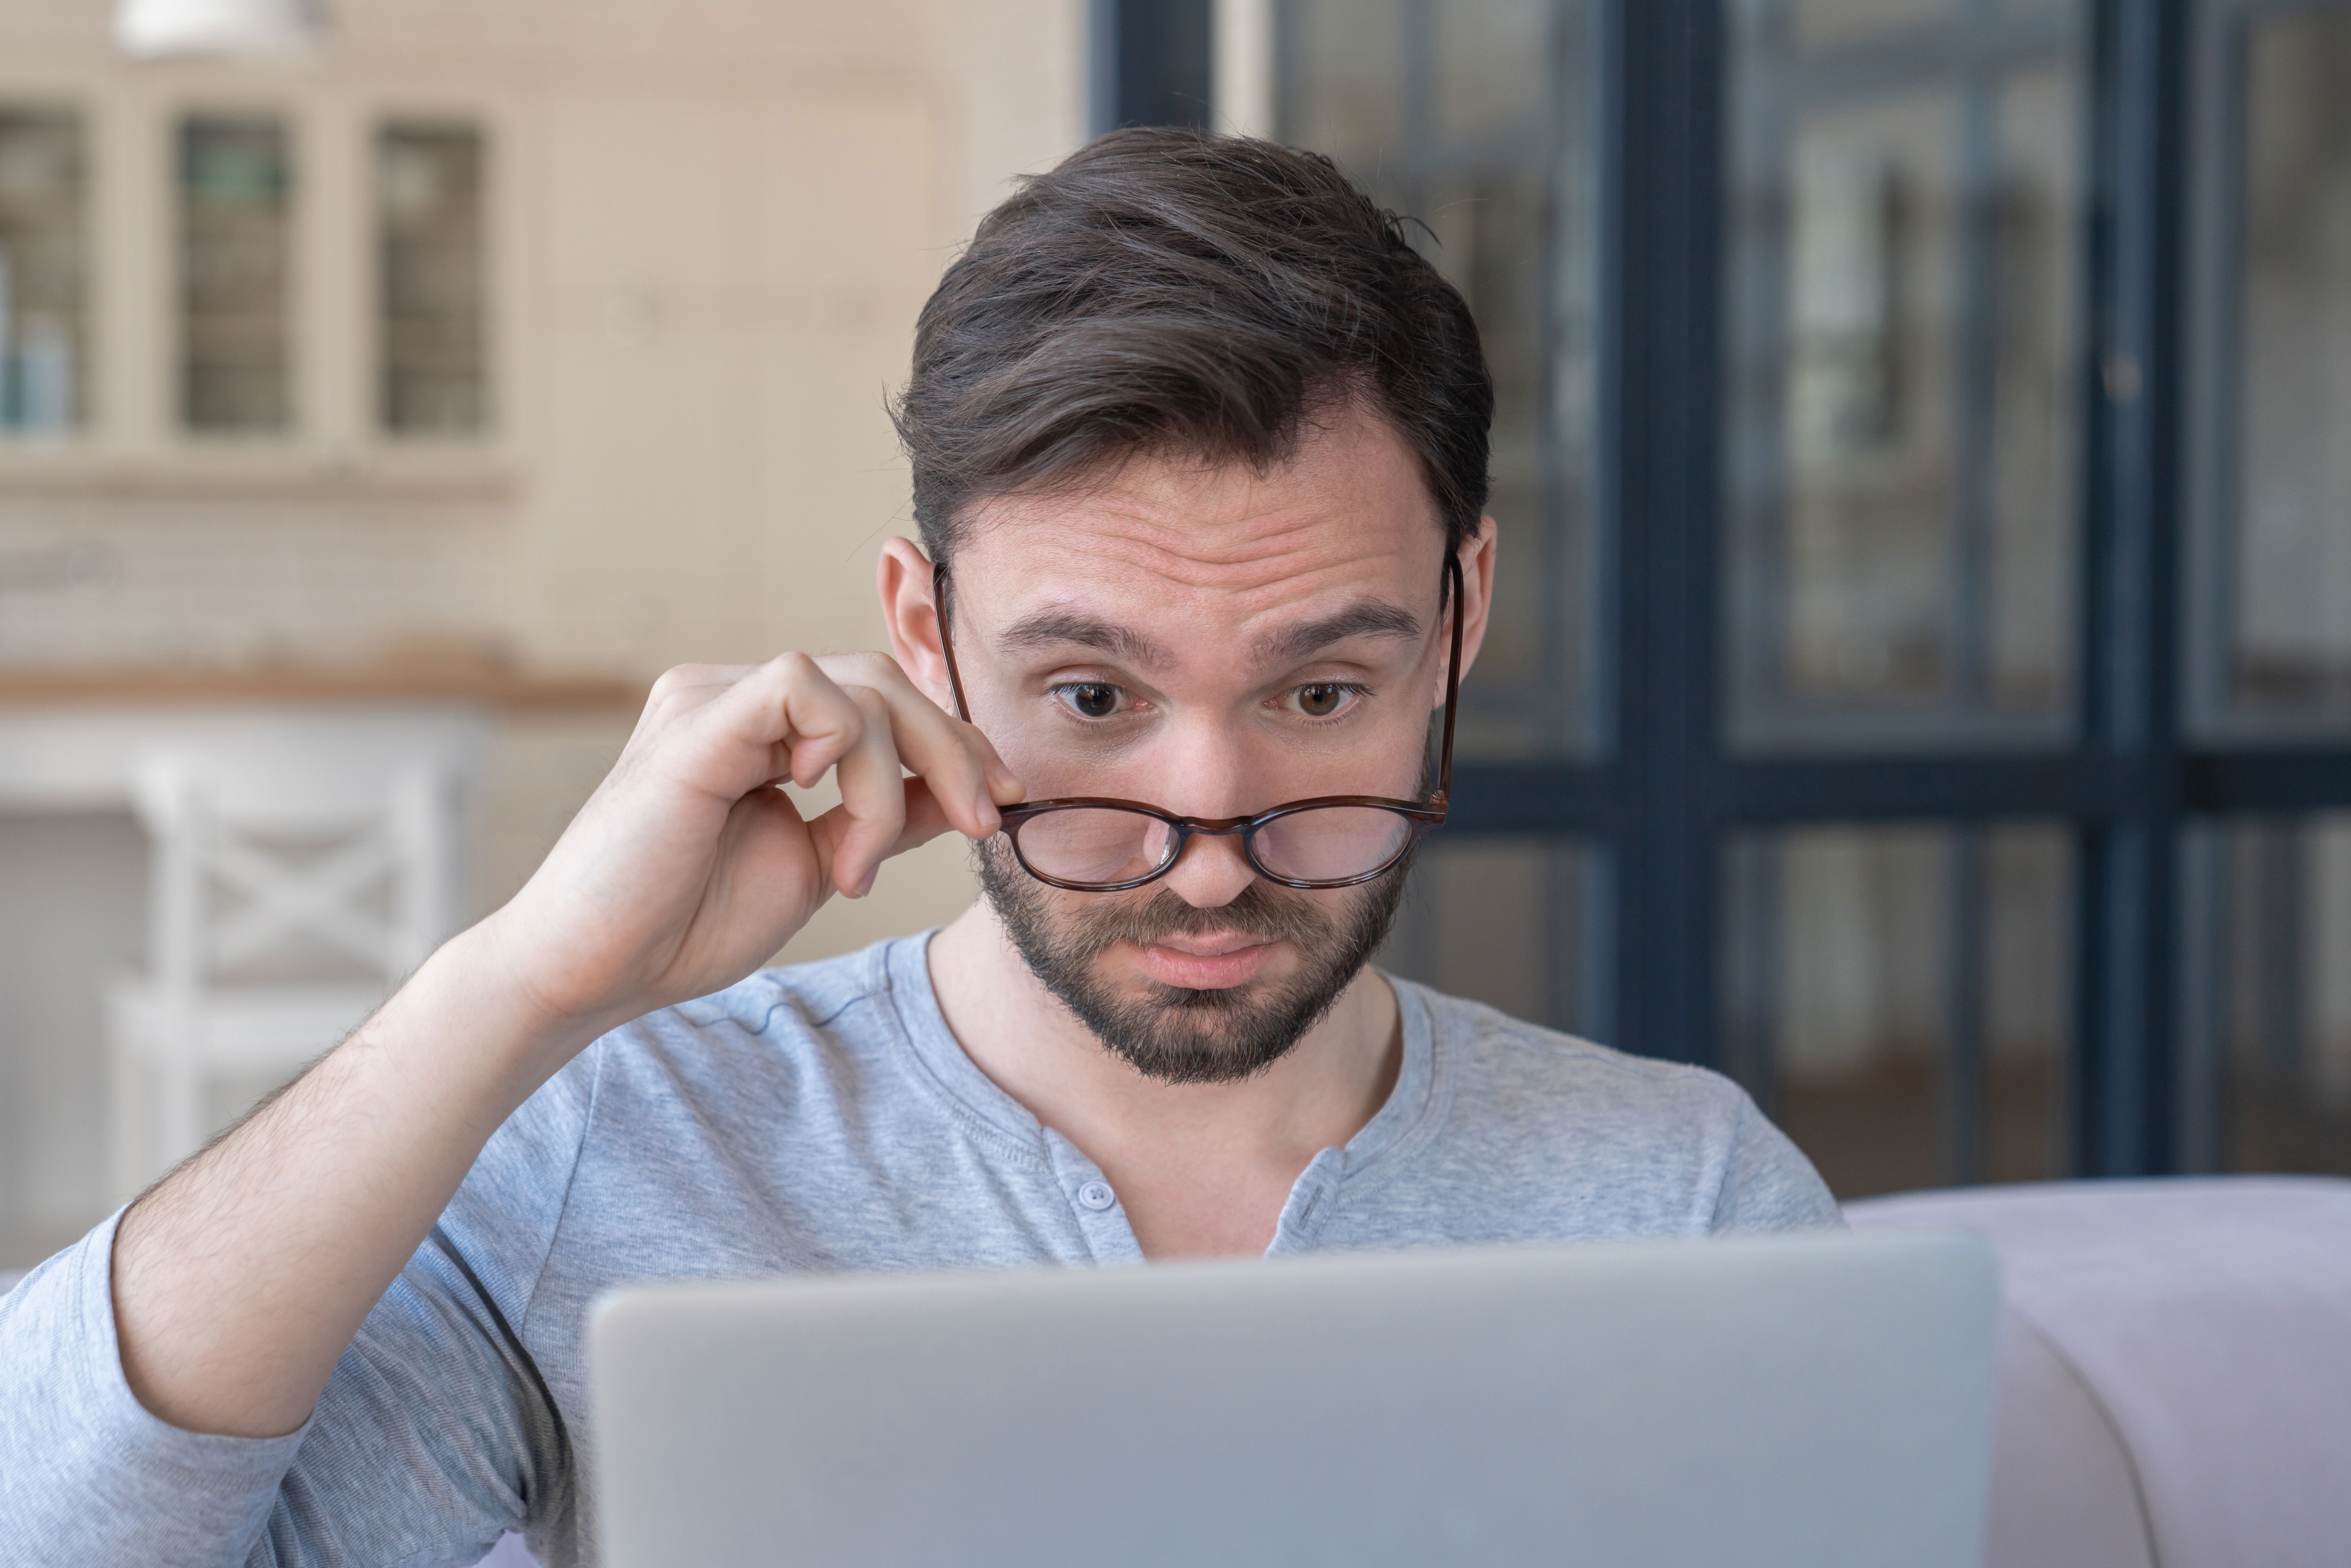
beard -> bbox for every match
[974,837,1415,1086]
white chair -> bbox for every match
[107,744,465,1199]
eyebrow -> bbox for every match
[996,612,1174,670]
[1252,601,1423,664]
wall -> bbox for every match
[0,0,1087,1261]
[0,0,1085,915]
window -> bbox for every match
[1272,0,2351,1193]
[0,108,88,434]
[1724,821,2072,1194]
[1712,0,2090,1192]
[376,122,487,436]
[179,115,292,434]
[2176,0,2351,1175]
[1281,0,1607,1038]
[2191,2,2351,732]
[1286,0,1602,763]
[1726,5,2086,748]
[2188,815,2351,1177]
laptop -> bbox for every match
[590,1229,1997,1568]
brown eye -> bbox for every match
[1296,683,1348,718]
[1065,684,1119,718]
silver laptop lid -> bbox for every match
[591,1229,1996,1568]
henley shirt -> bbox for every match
[0,932,1839,1568]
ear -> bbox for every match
[877,536,956,715]
[1444,517,1500,700]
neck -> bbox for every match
[926,897,1403,1257]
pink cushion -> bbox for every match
[1848,1177,2351,1568]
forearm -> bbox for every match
[109,922,592,1439]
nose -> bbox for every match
[1158,824,1259,909]
[1145,719,1270,909]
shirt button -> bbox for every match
[1076,1180,1117,1212]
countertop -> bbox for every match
[0,665,645,711]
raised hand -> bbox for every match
[484,651,1023,1041]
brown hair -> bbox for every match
[893,128,1493,563]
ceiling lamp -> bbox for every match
[114,0,329,59]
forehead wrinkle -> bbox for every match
[991,487,1419,581]
[1103,509,1346,567]
[1049,533,1425,602]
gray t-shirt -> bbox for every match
[0,933,1837,1567]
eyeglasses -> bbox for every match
[933,553,1460,892]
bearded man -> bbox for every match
[0,130,1836,1567]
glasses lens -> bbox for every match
[1011,807,1180,887]
[1249,806,1415,885]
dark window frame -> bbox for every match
[1118,0,2341,1179]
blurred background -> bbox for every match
[0,0,2345,1268]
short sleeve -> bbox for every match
[0,1206,309,1568]
[1708,1095,1845,1233]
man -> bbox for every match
[0,130,1835,1566]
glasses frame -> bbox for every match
[932,553,1462,892]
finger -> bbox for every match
[807,775,960,898]
[682,654,867,800]
[814,654,1022,838]
[892,774,958,850]
[704,782,835,940]
[825,686,908,898]
[607,662,759,764]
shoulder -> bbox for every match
[601,936,910,1080]
[488,936,923,1184]
[1391,979,1841,1236]
[1413,982,1756,1137]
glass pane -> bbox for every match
[2190,816,2351,1177]
[1376,835,1601,1038]
[1724,821,2070,1198]
[1283,0,1601,758]
[1728,3,2088,749]
[378,122,488,436]
[1988,65,2081,712]
[1417,162,1585,754]
[1432,0,1549,147]
[1284,0,1406,169]
[1782,89,1962,708]
[1013,808,1176,887]
[1790,0,1954,54]
[180,116,292,433]
[2218,7,2351,720]
[1250,806,1414,883]
[0,108,88,434]
[1980,823,2070,1181]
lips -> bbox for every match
[1131,936,1280,990]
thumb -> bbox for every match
[807,776,966,894]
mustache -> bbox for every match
[1058,880,1335,960]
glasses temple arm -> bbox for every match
[932,561,973,723]
[1435,552,1463,805]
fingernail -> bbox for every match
[974,793,1001,835]
[854,866,878,899]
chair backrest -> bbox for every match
[131,742,465,993]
